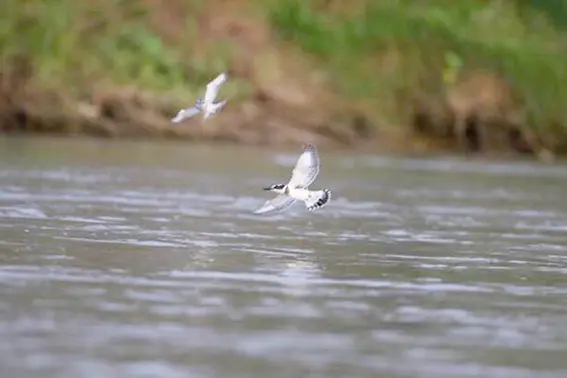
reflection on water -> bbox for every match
[1,136,567,378]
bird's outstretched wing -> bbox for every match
[253,195,296,215]
[171,107,200,123]
[204,72,228,105]
[288,144,320,188]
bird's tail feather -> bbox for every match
[203,100,226,120]
[212,100,227,114]
[305,189,331,211]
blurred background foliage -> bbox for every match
[1,0,566,154]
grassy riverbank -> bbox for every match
[1,0,566,157]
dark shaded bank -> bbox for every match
[1,0,566,161]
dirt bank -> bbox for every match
[0,0,561,162]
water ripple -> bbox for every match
[1,140,567,377]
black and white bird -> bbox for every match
[171,72,228,123]
[254,144,332,215]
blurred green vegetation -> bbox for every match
[521,0,567,30]
[0,0,228,96]
[1,0,567,150]
[269,0,567,147]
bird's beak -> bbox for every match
[263,187,272,191]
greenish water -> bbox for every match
[1,136,567,378]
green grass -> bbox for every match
[1,0,567,152]
[269,0,567,149]
[0,0,231,96]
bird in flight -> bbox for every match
[254,144,332,215]
[171,72,228,123]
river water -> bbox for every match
[1,136,567,378]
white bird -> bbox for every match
[254,144,332,215]
[171,72,228,123]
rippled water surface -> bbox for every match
[1,136,567,378]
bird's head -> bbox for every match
[263,184,286,194]
[195,97,204,110]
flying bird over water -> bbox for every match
[254,144,332,215]
[171,72,228,123]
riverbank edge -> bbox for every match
[0,78,557,163]
[0,1,562,162]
